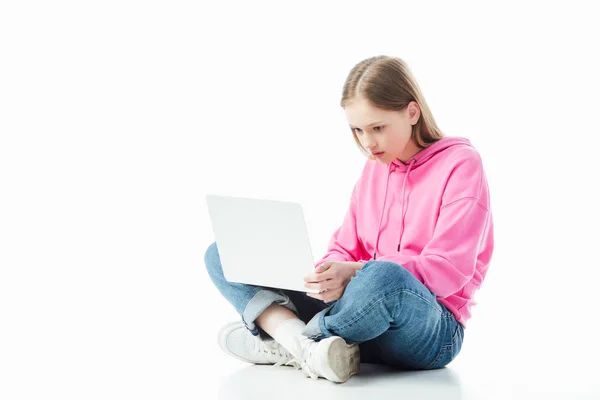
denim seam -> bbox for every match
[303,304,335,340]
[426,322,463,369]
[427,345,450,369]
[242,289,298,331]
[332,288,444,332]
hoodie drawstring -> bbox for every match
[373,163,393,260]
[373,157,416,260]
[398,158,416,251]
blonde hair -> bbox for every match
[341,55,445,160]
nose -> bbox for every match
[363,138,377,151]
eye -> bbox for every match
[352,126,384,134]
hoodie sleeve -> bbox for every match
[314,177,365,269]
[377,153,493,298]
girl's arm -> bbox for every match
[377,197,493,298]
[377,153,494,298]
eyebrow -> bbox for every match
[349,121,384,129]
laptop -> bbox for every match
[205,194,321,294]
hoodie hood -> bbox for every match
[373,136,473,259]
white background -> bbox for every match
[1,1,599,399]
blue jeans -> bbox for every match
[204,241,464,370]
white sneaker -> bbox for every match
[293,335,360,383]
[218,321,360,383]
[217,321,298,367]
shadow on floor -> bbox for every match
[219,362,465,399]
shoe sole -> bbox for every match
[217,321,259,364]
[320,337,360,383]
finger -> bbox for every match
[323,289,342,303]
[317,262,333,272]
[304,279,332,292]
[307,292,324,301]
[304,269,331,282]
[305,262,333,281]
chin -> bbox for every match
[379,153,391,161]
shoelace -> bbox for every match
[251,334,320,380]
[250,334,291,364]
[274,336,319,380]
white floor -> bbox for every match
[209,319,600,400]
[2,296,599,399]
[215,364,600,400]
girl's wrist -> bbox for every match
[354,261,366,270]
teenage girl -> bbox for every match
[204,55,494,383]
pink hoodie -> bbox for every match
[315,136,494,327]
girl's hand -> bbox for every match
[303,261,363,303]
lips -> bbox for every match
[372,152,385,158]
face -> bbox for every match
[344,96,421,163]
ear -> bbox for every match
[408,101,420,124]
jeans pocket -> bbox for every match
[451,323,462,344]
[449,323,464,361]
[426,322,463,370]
